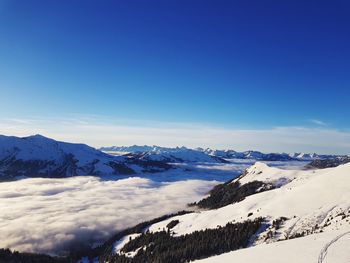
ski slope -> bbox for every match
[194,228,350,263]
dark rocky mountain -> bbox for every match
[306,156,350,169]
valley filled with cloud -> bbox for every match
[0,176,217,255]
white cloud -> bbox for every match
[0,176,217,254]
[310,119,327,126]
[0,116,349,154]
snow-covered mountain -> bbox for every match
[202,148,340,161]
[94,162,350,263]
[288,152,338,160]
[100,145,166,153]
[125,148,227,163]
[0,135,171,179]
[102,145,228,163]
[101,145,341,162]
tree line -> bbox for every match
[106,218,263,263]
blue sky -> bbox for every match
[0,1,349,153]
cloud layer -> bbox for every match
[1,116,349,154]
[0,176,217,254]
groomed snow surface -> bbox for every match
[194,229,350,263]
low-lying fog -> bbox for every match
[0,176,217,255]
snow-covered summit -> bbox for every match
[127,148,227,163]
[289,152,333,160]
[0,134,110,164]
[100,145,161,153]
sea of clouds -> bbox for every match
[0,176,217,255]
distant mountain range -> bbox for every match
[100,145,344,162]
[117,147,228,163]
[0,135,347,180]
[0,135,171,179]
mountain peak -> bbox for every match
[24,134,51,140]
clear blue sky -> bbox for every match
[0,1,349,152]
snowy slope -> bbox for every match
[0,135,170,178]
[194,229,350,263]
[104,162,350,262]
[148,162,350,237]
[0,134,116,164]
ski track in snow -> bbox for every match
[318,231,350,263]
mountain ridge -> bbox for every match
[100,145,346,161]
[0,134,171,179]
